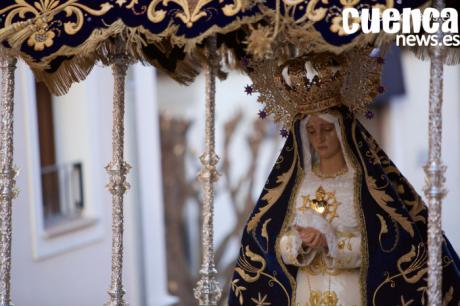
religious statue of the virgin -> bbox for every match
[227,48,460,306]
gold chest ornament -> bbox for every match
[299,186,339,224]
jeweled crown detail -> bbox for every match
[246,48,383,128]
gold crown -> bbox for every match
[247,48,383,128]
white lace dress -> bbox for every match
[280,169,362,306]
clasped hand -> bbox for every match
[295,225,328,250]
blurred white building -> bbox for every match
[382,52,460,251]
[13,62,174,306]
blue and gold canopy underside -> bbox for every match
[0,0,432,94]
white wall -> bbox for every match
[383,52,460,252]
[12,63,142,306]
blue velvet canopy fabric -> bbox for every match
[0,0,260,61]
[228,106,460,305]
[0,0,433,94]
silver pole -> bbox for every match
[104,42,131,306]
[423,1,446,305]
[194,36,222,306]
[0,55,17,306]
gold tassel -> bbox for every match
[0,0,79,51]
[8,24,37,50]
[0,21,34,48]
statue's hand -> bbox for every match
[295,226,328,250]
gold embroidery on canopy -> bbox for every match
[2,0,113,49]
[0,0,261,95]
[147,0,246,27]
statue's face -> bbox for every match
[306,116,342,160]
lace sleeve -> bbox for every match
[279,229,318,266]
[294,209,339,258]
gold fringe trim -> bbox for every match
[405,45,460,66]
[34,55,96,96]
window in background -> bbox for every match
[35,81,86,234]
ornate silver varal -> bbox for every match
[194,36,222,306]
[0,55,17,306]
[423,1,446,305]
[104,41,132,306]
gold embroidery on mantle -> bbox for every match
[251,292,271,306]
[360,130,427,226]
[261,218,271,253]
[376,213,400,253]
[353,128,415,238]
[275,130,305,305]
[346,117,367,306]
[247,145,298,233]
[235,245,291,305]
[371,242,454,306]
[230,279,246,305]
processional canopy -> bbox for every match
[1,0,457,96]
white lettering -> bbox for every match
[406,35,416,46]
[361,8,382,33]
[401,8,422,33]
[423,8,440,34]
[382,8,401,33]
[441,8,458,33]
[453,35,460,46]
[396,35,406,46]
[342,7,456,39]
[342,8,360,34]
